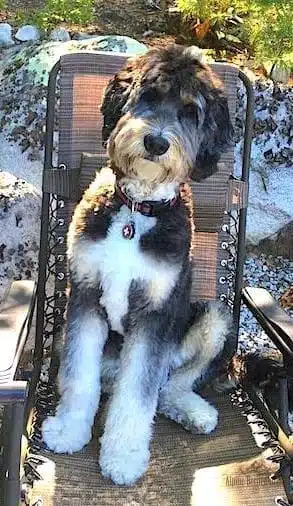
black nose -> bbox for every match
[144,134,170,156]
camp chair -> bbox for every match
[1,50,293,506]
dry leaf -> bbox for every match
[192,19,210,41]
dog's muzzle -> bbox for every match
[144,134,170,156]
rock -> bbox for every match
[0,172,41,303]
[241,67,257,85]
[50,28,71,42]
[280,286,293,309]
[270,65,291,84]
[168,6,180,13]
[142,30,154,38]
[246,166,293,247]
[236,79,293,171]
[0,23,14,48]
[235,76,293,247]
[248,221,293,259]
[145,0,161,10]
[15,25,40,42]
[72,32,98,41]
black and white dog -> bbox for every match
[42,45,234,485]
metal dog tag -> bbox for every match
[122,221,135,240]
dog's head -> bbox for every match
[101,45,234,184]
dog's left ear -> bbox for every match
[101,69,134,145]
[191,94,234,182]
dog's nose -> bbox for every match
[144,134,170,156]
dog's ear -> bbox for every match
[191,94,234,182]
[101,70,134,145]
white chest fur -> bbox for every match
[68,205,180,334]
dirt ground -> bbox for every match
[6,0,45,10]
[2,0,181,47]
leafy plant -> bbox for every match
[248,0,293,69]
[176,0,293,70]
[20,0,95,30]
[176,0,248,24]
[176,0,249,49]
[0,0,7,10]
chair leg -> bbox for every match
[279,377,293,504]
[3,403,25,506]
[0,407,8,505]
[281,464,293,505]
[279,376,290,434]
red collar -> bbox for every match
[115,184,179,217]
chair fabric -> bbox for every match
[29,391,286,506]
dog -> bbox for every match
[42,45,235,485]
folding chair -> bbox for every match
[1,49,293,505]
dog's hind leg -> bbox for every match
[42,282,108,453]
[158,302,233,433]
[101,332,122,395]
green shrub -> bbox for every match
[0,0,7,9]
[248,0,293,69]
[22,0,95,30]
[176,0,248,24]
[176,0,293,70]
[176,0,249,50]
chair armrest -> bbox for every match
[0,381,27,404]
[0,280,36,382]
[242,286,293,357]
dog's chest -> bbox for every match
[71,205,179,334]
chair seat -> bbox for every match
[29,391,285,505]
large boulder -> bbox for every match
[246,166,292,246]
[0,35,147,190]
[0,172,41,302]
[235,79,293,251]
[248,221,293,259]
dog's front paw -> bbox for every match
[99,437,150,485]
[42,413,92,453]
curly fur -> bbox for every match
[102,45,234,186]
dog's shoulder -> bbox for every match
[82,167,116,209]
[70,168,121,240]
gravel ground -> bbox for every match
[239,253,293,354]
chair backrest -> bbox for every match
[38,51,253,364]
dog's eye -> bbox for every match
[140,89,159,103]
[178,104,198,122]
